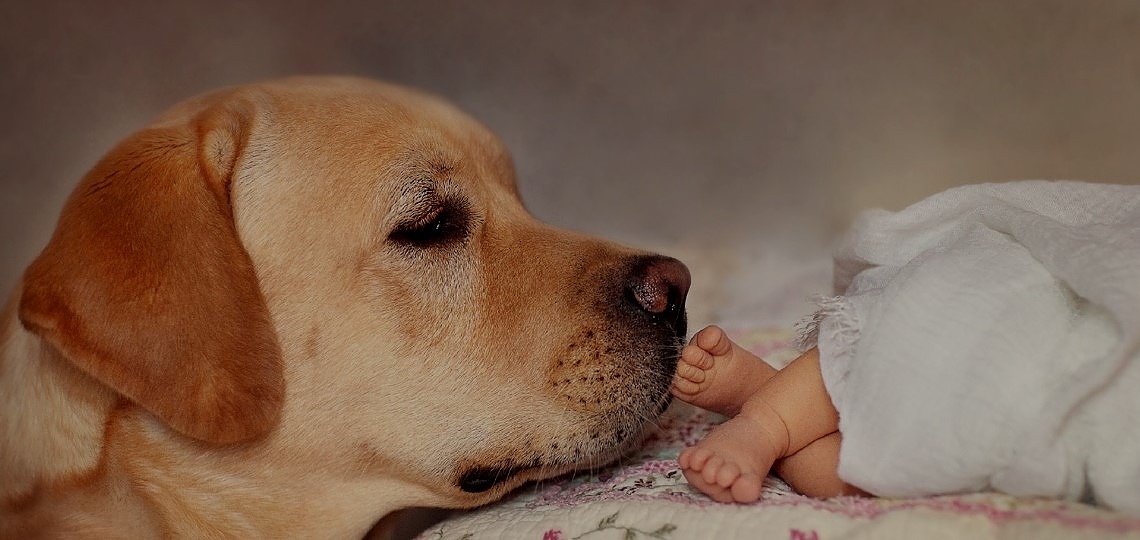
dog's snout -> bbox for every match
[627,256,691,329]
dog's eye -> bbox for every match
[390,204,469,248]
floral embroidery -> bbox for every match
[789,529,819,540]
[560,512,676,539]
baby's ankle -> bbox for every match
[738,395,792,459]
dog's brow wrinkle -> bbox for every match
[395,176,436,200]
[431,160,456,176]
[388,178,437,218]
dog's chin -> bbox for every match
[452,418,662,501]
[449,311,686,502]
[454,372,677,499]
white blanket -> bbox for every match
[799,180,1140,514]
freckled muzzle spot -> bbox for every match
[547,329,623,408]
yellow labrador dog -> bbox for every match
[0,76,690,538]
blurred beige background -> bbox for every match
[4,0,1140,324]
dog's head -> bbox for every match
[18,76,689,514]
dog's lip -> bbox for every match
[457,463,533,493]
[455,414,661,494]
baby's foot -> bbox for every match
[671,325,776,417]
[677,402,786,503]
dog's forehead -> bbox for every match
[261,77,515,184]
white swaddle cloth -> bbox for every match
[797,180,1140,514]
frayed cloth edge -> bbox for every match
[794,295,860,356]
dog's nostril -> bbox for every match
[627,256,691,326]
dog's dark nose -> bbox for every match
[627,256,691,330]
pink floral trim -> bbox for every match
[789,529,819,540]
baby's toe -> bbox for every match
[714,461,742,489]
[671,377,698,398]
[706,485,736,504]
[675,359,707,383]
[677,447,696,469]
[681,468,734,504]
[701,455,725,485]
[693,325,732,357]
[730,473,764,504]
[685,446,715,470]
[680,345,714,371]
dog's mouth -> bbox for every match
[457,463,535,494]
[455,416,669,495]
[454,393,677,495]
[455,319,686,495]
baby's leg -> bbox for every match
[673,330,862,501]
[679,348,848,503]
[774,432,867,498]
[683,428,865,502]
[671,325,776,417]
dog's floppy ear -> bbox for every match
[18,96,284,445]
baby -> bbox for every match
[672,325,865,503]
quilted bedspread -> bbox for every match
[416,327,1140,540]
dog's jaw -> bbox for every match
[442,311,687,501]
